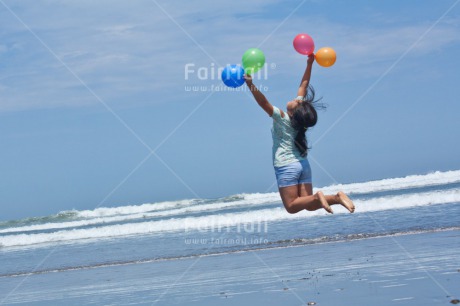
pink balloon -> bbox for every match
[293,34,315,55]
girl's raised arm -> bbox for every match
[244,74,274,117]
[297,54,315,98]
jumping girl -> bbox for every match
[244,54,355,215]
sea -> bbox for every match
[1,170,460,305]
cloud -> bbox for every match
[0,0,459,112]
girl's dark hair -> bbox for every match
[290,85,325,157]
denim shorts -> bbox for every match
[274,159,312,188]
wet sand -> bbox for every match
[1,229,459,305]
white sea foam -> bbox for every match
[318,170,460,195]
[69,169,460,219]
[75,199,195,218]
[1,170,459,235]
[0,188,459,248]
[0,198,279,234]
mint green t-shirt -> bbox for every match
[271,106,306,167]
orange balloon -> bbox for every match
[315,47,336,67]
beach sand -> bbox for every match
[1,230,459,305]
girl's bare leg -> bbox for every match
[336,191,355,213]
[279,185,355,214]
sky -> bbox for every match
[1,0,459,220]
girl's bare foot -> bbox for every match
[317,191,333,214]
[337,191,355,213]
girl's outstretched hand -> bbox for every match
[244,74,253,86]
[307,54,315,65]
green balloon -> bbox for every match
[242,48,265,75]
